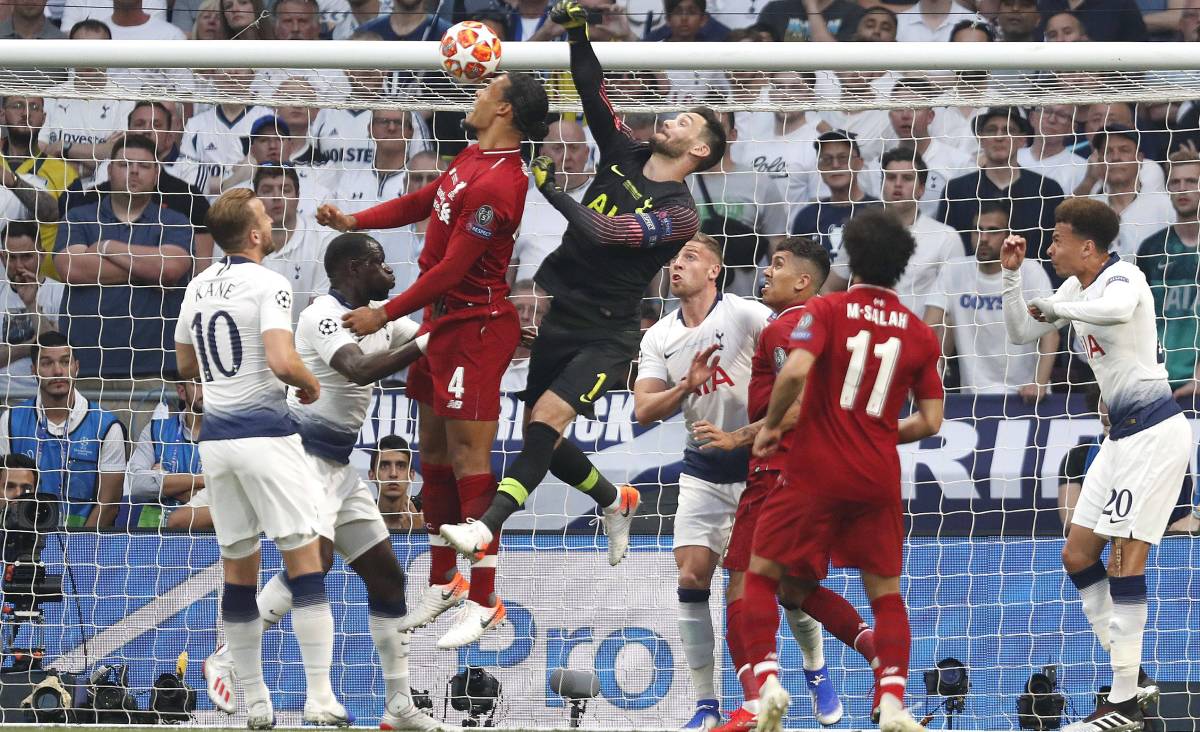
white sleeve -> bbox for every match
[98,419,128,473]
[260,274,295,333]
[636,326,671,384]
[927,264,952,315]
[125,421,163,501]
[388,317,421,343]
[302,306,357,366]
[1022,262,1054,301]
[174,284,195,344]
[741,299,772,340]
[1003,268,1063,344]
[1053,271,1139,325]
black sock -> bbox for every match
[483,421,560,533]
[549,439,619,509]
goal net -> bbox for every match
[0,38,1196,730]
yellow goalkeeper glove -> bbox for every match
[550,0,588,32]
[531,156,560,196]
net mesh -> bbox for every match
[0,42,1196,730]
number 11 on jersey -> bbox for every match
[840,330,901,418]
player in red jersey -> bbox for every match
[694,237,879,731]
[315,72,549,649]
[743,210,945,732]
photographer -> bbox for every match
[0,453,37,508]
[0,332,127,528]
[125,381,203,529]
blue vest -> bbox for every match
[150,413,202,494]
[8,398,123,527]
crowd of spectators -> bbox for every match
[1,0,1199,528]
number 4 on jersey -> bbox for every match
[840,329,901,418]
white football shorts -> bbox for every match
[675,472,746,555]
[311,454,390,564]
[1072,413,1192,544]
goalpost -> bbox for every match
[0,39,1197,730]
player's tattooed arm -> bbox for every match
[693,400,802,451]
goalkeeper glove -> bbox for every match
[531,156,561,196]
[550,0,589,37]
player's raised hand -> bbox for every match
[530,156,560,196]
[692,420,736,451]
[550,0,588,30]
[316,204,357,232]
[753,425,782,458]
[343,305,388,336]
[684,344,721,391]
[520,325,539,347]
[1000,234,1027,271]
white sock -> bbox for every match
[678,588,716,701]
[1108,576,1147,704]
[225,620,269,705]
[370,615,412,701]
[1070,563,1113,652]
[290,573,336,703]
[785,608,825,671]
[258,572,293,630]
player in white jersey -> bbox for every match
[1002,198,1188,732]
[633,234,774,730]
[173,188,347,729]
[202,232,443,731]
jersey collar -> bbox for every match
[221,255,254,265]
[848,283,898,296]
[676,291,723,323]
[771,303,807,321]
[328,288,355,310]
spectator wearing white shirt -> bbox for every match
[688,110,788,295]
[177,68,272,196]
[823,146,960,314]
[39,21,138,187]
[733,71,825,223]
[1087,125,1177,259]
[104,0,188,38]
[895,0,981,41]
[501,279,549,393]
[1075,102,1166,195]
[923,201,1057,399]
[337,110,428,294]
[59,0,167,36]
[256,165,330,317]
[1018,105,1088,195]
[512,119,594,284]
[0,221,63,396]
[220,115,335,218]
[886,76,975,216]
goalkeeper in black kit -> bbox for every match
[441,0,726,564]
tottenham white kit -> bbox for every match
[289,293,420,561]
[1004,255,1191,543]
[174,256,325,558]
[638,294,771,553]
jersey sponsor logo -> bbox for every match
[446,399,463,409]
[691,366,734,396]
[609,164,624,177]
[318,317,338,336]
[773,346,787,371]
[274,290,292,309]
[1086,334,1106,358]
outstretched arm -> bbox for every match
[555,0,632,155]
[317,177,442,232]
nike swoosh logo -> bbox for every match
[440,589,456,600]
[610,164,624,177]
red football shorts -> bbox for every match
[723,467,780,573]
[406,302,520,421]
[752,474,904,580]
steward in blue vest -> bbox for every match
[0,333,127,528]
[127,381,204,528]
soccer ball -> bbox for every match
[440,21,503,84]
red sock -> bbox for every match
[458,473,499,607]
[802,586,874,662]
[420,463,461,586]
[726,598,760,702]
[740,572,782,688]
[870,592,911,709]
